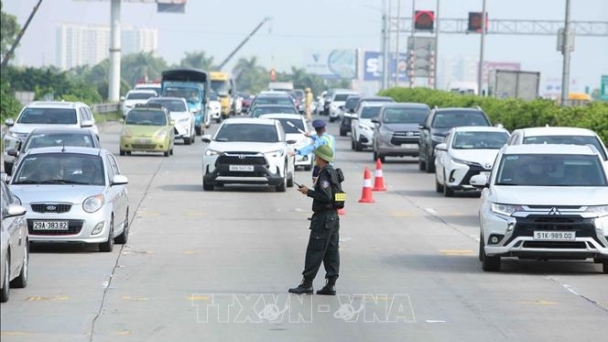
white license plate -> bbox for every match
[401,144,417,149]
[229,165,254,172]
[533,231,576,241]
[136,139,151,144]
[33,221,69,230]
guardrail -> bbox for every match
[92,103,121,114]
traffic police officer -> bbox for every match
[289,145,340,296]
[289,119,336,182]
[305,87,313,122]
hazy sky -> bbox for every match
[5,0,608,89]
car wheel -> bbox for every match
[351,139,356,150]
[170,148,174,156]
[216,118,221,124]
[481,238,501,272]
[304,162,312,171]
[164,150,170,157]
[195,126,202,136]
[355,142,362,152]
[11,243,28,289]
[120,149,126,156]
[276,168,287,192]
[287,170,294,188]
[99,218,115,253]
[184,137,192,145]
[1,256,10,303]
[425,155,435,173]
[339,128,346,137]
[203,181,214,191]
[443,173,454,197]
[418,159,426,171]
[4,161,13,175]
[126,151,131,156]
[435,176,443,193]
[603,261,608,274]
[478,235,484,261]
[114,209,129,245]
[378,155,385,163]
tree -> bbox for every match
[232,56,268,94]
[180,51,215,70]
[591,88,600,101]
[121,52,168,86]
[0,77,22,122]
[0,1,20,59]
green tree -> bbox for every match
[0,77,22,121]
[180,51,215,70]
[591,88,600,101]
[121,52,168,86]
[0,1,21,60]
[232,56,268,94]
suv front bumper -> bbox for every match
[203,154,285,186]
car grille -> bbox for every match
[27,220,84,236]
[458,164,486,186]
[390,131,420,145]
[217,153,267,166]
[507,215,604,247]
[31,203,72,213]
[131,144,159,150]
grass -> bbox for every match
[94,111,123,123]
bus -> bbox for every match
[209,72,235,120]
[161,68,210,135]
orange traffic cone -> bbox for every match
[358,167,375,203]
[372,158,387,191]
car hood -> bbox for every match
[9,123,79,135]
[492,186,608,206]
[382,123,420,132]
[10,184,106,205]
[431,128,451,137]
[170,112,191,120]
[208,141,286,154]
[358,118,374,127]
[123,125,166,137]
[449,149,500,167]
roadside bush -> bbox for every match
[379,87,608,144]
[0,78,22,122]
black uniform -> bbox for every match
[302,165,340,281]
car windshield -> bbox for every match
[495,154,607,187]
[209,92,219,101]
[147,100,187,112]
[211,80,229,94]
[252,106,298,117]
[253,97,293,106]
[293,90,305,98]
[126,110,167,126]
[344,97,360,110]
[215,124,278,143]
[17,108,78,125]
[24,133,96,151]
[334,94,353,101]
[162,87,200,103]
[432,111,490,128]
[273,118,306,134]
[360,106,383,119]
[382,108,428,124]
[127,92,155,100]
[523,135,607,160]
[12,153,105,186]
[452,131,509,149]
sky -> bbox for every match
[4,0,608,90]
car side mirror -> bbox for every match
[4,204,26,218]
[349,108,355,113]
[0,173,8,182]
[419,124,428,130]
[81,120,94,128]
[470,174,489,188]
[338,106,344,110]
[7,149,18,157]
[111,174,129,186]
[5,118,14,127]
[435,143,447,152]
[286,139,297,144]
[201,135,212,143]
[120,96,126,101]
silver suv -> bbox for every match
[3,101,99,174]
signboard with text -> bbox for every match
[303,49,358,80]
[362,51,409,82]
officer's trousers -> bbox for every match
[302,210,340,281]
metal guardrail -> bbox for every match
[92,103,121,114]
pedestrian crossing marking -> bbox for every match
[187,295,210,301]
[26,295,69,301]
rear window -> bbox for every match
[147,99,187,112]
[252,106,298,117]
[126,110,167,126]
[522,135,607,161]
[344,97,361,110]
[17,108,78,125]
[382,107,429,124]
[360,106,383,119]
[334,94,354,101]
[25,133,95,151]
[431,111,490,128]
[127,92,156,100]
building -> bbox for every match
[438,56,479,90]
[56,24,158,70]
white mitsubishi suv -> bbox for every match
[201,118,296,192]
[471,144,608,273]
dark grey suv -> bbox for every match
[418,107,492,173]
[371,103,430,163]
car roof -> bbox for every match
[360,101,389,107]
[224,118,277,125]
[333,90,359,94]
[451,126,510,133]
[148,97,186,102]
[128,89,158,94]
[259,114,304,120]
[359,96,393,101]
[26,101,83,109]
[502,144,600,156]
[29,127,93,135]
[382,102,430,109]
[254,104,294,107]
[516,126,598,137]
[434,107,484,113]
[23,146,105,156]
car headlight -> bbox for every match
[155,130,167,139]
[121,128,132,138]
[359,124,372,131]
[83,194,105,213]
[431,135,445,142]
[586,205,608,217]
[451,158,478,166]
[491,203,524,216]
[265,150,284,157]
[205,149,221,156]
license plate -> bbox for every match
[136,139,151,144]
[33,221,68,230]
[401,144,417,149]
[229,165,254,172]
[533,231,576,241]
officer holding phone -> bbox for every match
[289,145,340,296]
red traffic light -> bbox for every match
[414,10,435,31]
[468,12,489,33]
[270,68,276,81]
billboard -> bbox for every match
[541,78,581,99]
[303,49,358,80]
[480,61,521,84]
[157,0,186,13]
[362,51,409,82]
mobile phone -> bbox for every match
[294,181,303,188]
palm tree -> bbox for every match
[180,51,215,70]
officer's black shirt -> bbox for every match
[306,165,337,213]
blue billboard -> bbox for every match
[363,51,410,82]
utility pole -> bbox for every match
[1,0,45,70]
[409,0,416,88]
[395,0,401,86]
[560,0,572,106]
[381,0,389,90]
[434,0,440,90]
[108,0,122,102]
[477,0,487,96]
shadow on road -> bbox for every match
[30,242,102,254]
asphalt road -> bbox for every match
[1,117,607,342]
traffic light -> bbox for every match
[414,10,435,31]
[468,12,489,33]
[270,68,276,81]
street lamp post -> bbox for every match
[477,0,487,96]
[560,0,572,106]
[434,0,440,90]
[108,0,122,102]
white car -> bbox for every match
[259,113,314,171]
[3,101,99,175]
[471,144,608,273]
[1,180,29,303]
[351,102,385,151]
[147,97,196,145]
[134,83,161,95]
[434,126,510,197]
[201,118,296,192]
[506,126,608,166]
[329,91,359,122]
[9,147,130,252]
[208,91,222,123]
[121,90,158,117]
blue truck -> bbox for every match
[161,68,211,136]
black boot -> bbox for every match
[316,277,337,295]
[288,278,313,294]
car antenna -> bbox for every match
[62,140,66,152]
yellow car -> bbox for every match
[119,104,175,157]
